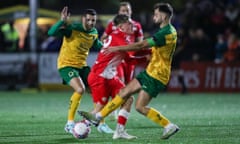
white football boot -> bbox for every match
[64,122,75,134]
[113,125,137,140]
[161,123,179,139]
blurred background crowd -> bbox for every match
[0,0,240,91]
[0,0,240,63]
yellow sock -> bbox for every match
[146,108,170,127]
[68,92,82,121]
[100,94,124,117]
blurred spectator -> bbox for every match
[224,32,240,62]
[225,4,239,23]
[214,34,228,64]
[40,24,62,52]
[0,21,19,52]
[171,28,188,94]
[210,6,227,37]
[40,36,62,52]
[38,24,50,52]
[185,28,214,62]
[23,23,57,52]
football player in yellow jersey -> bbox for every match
[79,3,180,140]
[48,7,103,134]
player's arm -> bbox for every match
[48,6,72,37]
[100,32,108,42]
[92,38,103,51]
[107,37,155,53]
[127,54,151,65]
[48,21,70,37]
[136,36,143,42]
[107,28,167,53]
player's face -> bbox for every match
[82,14,97,31]
[153,9,165,25]
[118,5,132,17]
[119,21,133,34]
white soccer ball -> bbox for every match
[72,120,91,139]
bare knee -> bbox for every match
[75,87,85,95]
[118,87,135,100]
[70,77,86,94]
[126,96,134,104]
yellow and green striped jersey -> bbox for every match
[146,24,177,85]
[48,20,103,69]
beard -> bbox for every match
[153,20,161,26]
[85,24,94,31]
[154,19,162,25]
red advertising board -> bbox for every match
[167,62,240,92]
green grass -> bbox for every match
[0,91,239,144]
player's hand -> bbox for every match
[61,6,70,22]
[145,54,152,61]
[102,46,119,55]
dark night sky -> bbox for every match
[0,0,185,14]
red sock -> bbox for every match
[117,109,129,126]
[118,115,127,125]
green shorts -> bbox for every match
[58,66,90,86]
[136,70,166,97]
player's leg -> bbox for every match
[94,103,114,134]
[67,67,90,122]
[98,78,141,118]
[107,77,137,139]
[59,67,86,134]
[124,63,135,84]
[108,62,126,120]
[78,78,141,126]
[113,96,137,139]
[135,91,179,139]
[135,71,179,139]
[88,72,114,134]
[117,61,126,83]
[135,90,170,126]
[69,77,85,118]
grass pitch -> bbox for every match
[0,91,239,144]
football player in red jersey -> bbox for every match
[88,14,147,139]
[79,3,179,140]
[101,1,151,84]
[101,1,151,121]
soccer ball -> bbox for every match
[72,120,91,139]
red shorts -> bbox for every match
[117,62,135,84]
[117,49,151,84]
[88,72,125,105]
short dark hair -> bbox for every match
[83,9,97,16]
[119,1,131,8]
[113,14,129,26]
[154,3,173,17]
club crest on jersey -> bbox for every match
[68,71,74,77]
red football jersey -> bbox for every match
[91,28,135,79]
[105,19,144,57]
[104,19,143,42]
